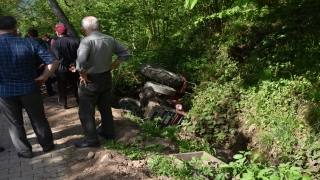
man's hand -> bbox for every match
[34,75,48,85]
[38,63,45,69]
[69,63,76,73]
[69,66,76,72]
[79,72,91,87]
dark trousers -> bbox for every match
[56,71,79,106]
[45,78,54,95]
[0,92,54,156]
[37,69,54,95]
[78,71,113,143]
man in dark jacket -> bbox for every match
[28,28,49,49]
[52,24,80,109]
[28,28,57,96]
[42,33,52,48]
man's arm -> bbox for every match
[109,59,122,71]
[78,71,91,87]
[34,60,58,84]
[76,38,91,86]
[51,42,63,63]
[76,38,90,72]
[50,38,55,53]
[113,38,131,62]
[109,39,131,71]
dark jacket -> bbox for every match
[31,38,50,67]
[32,38,49,50]
[51,36,80,73]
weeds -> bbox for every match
[103,141,164,160]
[105,111,316,179]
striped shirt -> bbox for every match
[0,33,56,98]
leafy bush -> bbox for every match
[182,76,242,149]
[238,77,320,169]
[217,151,312,180]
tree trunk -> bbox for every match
[46,0,79,38]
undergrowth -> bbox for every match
[109,1,320,179]
[104,112,313,179]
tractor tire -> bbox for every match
[118,98,143,117]
[144,81,176,96]
[140,63,185,89]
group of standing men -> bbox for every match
[0,15,131,157]
[26,24,79,108]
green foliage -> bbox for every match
[183,77,242,148]
[182,1,320,177]
[147,155,193,179]
[103,141,164,160]
[124,111,177,138]
[217,151,311,180]
[127,114,181,142]
[176,139,198,153]
[147,150,311,179]
[15,0,56,37]
[239,78,312,160]
[184,0,197,10]
[0,0,21,16]
[303,103,320,133]
[147,154,218,180]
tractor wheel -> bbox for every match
[118,98,143,117]
[140,63,185,89]
[144,81,176,96]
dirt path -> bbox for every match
[43,91,174,180]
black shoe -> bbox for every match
[55,105,68,109]
[74,141,100,148]
[43,144,55,152]
[48,91,58,96]
[66,85,73,92]
[104,134,114,141]
[97,128,114,141]
[17,152,33,158]
[0,146,4,152]
[97,126,103,135]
